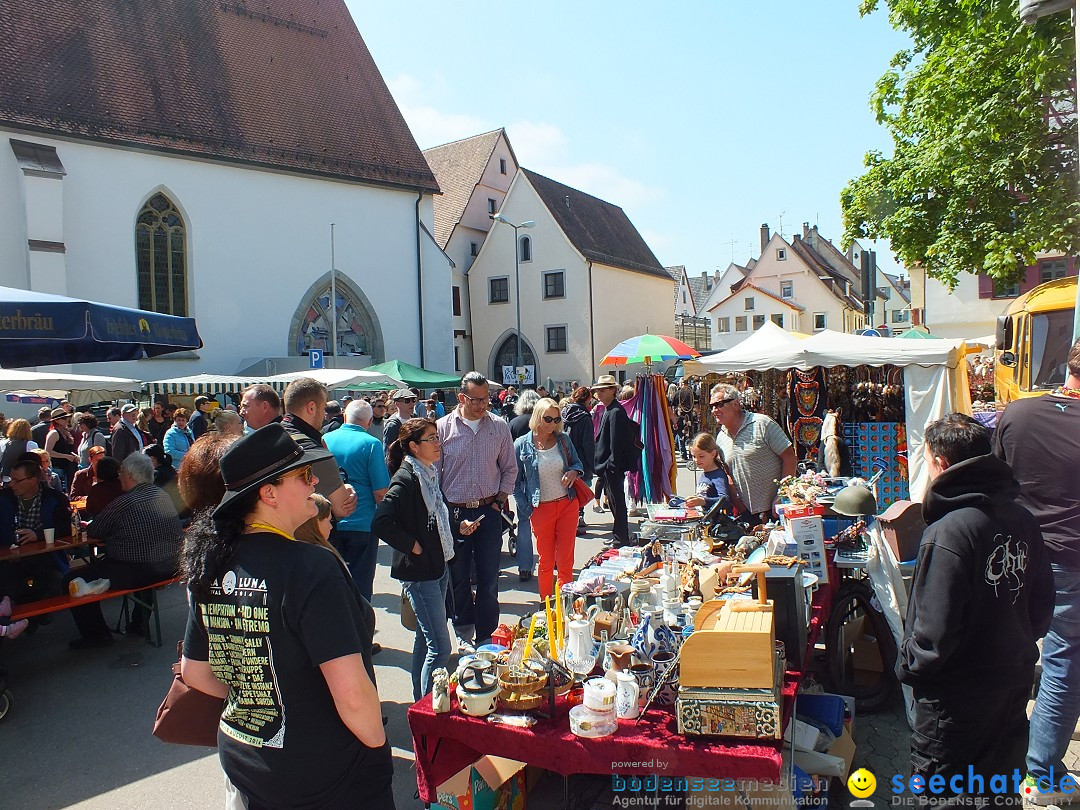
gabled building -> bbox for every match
[468,169,671,387]
[0,0,452,376]
[423,129,518,372]
[706,224,868,349]
[668,265,712,351]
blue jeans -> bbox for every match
[448,504,503,645]
[1027,564,1080,782]
[333,530,376,603]
[403,568,452,702]
[513,493,534,574]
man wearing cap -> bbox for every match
[110,404,145,463]
[239,384,282,431]
[709,383,796,522]
[437,371,516,649]
[281,378,357,519]
[383,388,418,448]
[592,375,637,547]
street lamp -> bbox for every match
[492,213,535,381]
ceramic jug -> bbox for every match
[628,661,655,710]
[564,616,599,677]
[615,671,640,719]
[651,650,679,707]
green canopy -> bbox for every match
[347,359,460,390]
[898,327,939,339]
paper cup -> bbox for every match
[43,528,55,545]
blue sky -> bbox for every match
[348,1,912,278]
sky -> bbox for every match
[347,1,913,279]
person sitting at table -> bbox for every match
[85,456,124,518]
[683,433,733,512]
[23,449,64,493]
[163,408,195,471]
[143,444,185,518]
[0,459,72,603]
[0,419,38,478]
[513,397,584,601]
[66,453,183,648]
[69,446,106,500]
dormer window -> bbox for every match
[777,248,787,261]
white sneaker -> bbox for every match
[1022,774,1080,806]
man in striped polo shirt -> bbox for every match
[710,383,796,523]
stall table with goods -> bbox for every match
[408,509,849,807]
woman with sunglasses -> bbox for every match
[513,397,584,600]
[180,424,393,809]
[373,418,478,701]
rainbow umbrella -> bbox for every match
[600,334,701,367]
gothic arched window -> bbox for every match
[135,193,188,316]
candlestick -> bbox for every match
[544,597,555,659]
[523,613,538,660]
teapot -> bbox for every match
[457,660,499,717]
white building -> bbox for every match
[468,169,672,387]
[423,129,519,373]
[0,0,452,379]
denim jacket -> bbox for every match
[513,431,584,519]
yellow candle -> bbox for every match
[523,614,538,660]
[544,597,555,659]
[554,582,563,657]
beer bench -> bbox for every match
[11,576,182,647]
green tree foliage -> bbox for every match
[841,0,1079,286]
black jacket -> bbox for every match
[594,399,638,475]
[508,412,532,441]
[898,454,1054,696]
[371,464,447,582]
[562,403,595,480]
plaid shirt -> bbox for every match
[436,408,516,504]
[88,483,182,565]
[16,491,43,531]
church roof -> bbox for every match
[423,129,508,248]
[0,0,439,192]
[521,168,666,279]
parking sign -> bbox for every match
[309,349,324,369]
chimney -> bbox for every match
[760,224,770,255]
[803,222,811,239]
[701,271,710,290]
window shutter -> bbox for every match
[977,274,993,299]
[1019,265,1040,294]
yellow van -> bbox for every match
[995,276,1077,404]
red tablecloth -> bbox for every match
[409,583,834,803]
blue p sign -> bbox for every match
[309,349,324,369]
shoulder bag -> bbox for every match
[152,641,225,747]
[556,434,595,507]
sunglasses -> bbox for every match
[277,465,315,485]
[397,397,417,403]
[710,397,737,408]
[542,415,562,424]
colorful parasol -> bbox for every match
[600,334,701,367]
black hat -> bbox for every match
[213,424,331,519]
[143,443,172,466]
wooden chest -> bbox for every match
[680,597,776,688]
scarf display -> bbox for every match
[403,455,455,563]
[624,373,677,504]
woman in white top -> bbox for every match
[513,397,584,600]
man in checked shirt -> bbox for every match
[437,371,517,651]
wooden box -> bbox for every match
[680,598,776,688]
[677,696,782,739]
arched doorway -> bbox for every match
[490,331,538,386]
[288,273,384,362]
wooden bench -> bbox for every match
[11,576,182,647]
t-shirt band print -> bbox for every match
[201,571,285,748]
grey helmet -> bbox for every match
[832,485,878,517]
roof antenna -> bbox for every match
[565,195,570,209]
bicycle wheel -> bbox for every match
[824,579,898,713]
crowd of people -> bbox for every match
[0,343,1077,808]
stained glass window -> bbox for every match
[135,193,187,316]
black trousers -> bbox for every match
[64,559,175,639]
[604,470,629,545]
[910,686,1029,806]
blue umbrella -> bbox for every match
[0,286,202,366]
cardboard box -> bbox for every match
[784,718,821,753]
[434,756,526,810]
[852,634,884,673]
[828,727,856,781]
[792,749,846,778]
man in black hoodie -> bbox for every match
[899,413,1054,793]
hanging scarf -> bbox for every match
[403,455,455,563]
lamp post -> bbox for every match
[492,213,535,382]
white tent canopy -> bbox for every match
[264,368,405,391]
[681,326,984,502]
[144,374,283,396]
[0,368,141,407]
[145,369,406,397]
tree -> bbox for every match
[841,0,1079,286]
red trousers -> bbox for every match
[530,496,579,600]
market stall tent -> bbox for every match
[358,360,460,389]
[683,326,983,501]
[0,368,141,407]
[679,321,802,376]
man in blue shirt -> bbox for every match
[323,400,390,607]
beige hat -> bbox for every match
[590,374,619,390]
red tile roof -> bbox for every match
[0,0,438,192]
[423,129,507,248]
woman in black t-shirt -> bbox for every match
[179,425,394,810]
